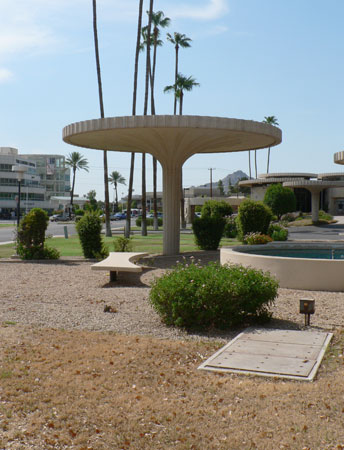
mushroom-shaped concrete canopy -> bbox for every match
[63,115,282,255]
[283,180,344,222]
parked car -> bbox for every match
[112,212,126,220]
[147,212,163,218]
[50,214,64,222]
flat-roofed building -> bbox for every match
[0,147,71,218]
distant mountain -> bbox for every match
[199,170,248,190]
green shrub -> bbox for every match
[201,200,232,218]
[42,246,60,259]
[263,184,297,219]
[149,260,278,329]
[244,232,273,245]
[271,229,288,241]
[16,208,59,260]
[237,199,272,242]
[318,210,333,222]
[74,209,85,216]
[268,223,288,241]
[223,216,237,238]
[76,211,108,259]
[114,236,133,252]
[136,217,163,227]
[192,216,225,250]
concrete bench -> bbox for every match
[91,252,149,281]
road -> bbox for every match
[288,221,344,241]
[3,217,344,244]
[0,219,132,243]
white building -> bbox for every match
[0,147,71,218]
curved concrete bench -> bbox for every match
[91,252,148,281]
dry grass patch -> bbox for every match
[1,325,344,450]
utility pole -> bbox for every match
[208,168,215,198]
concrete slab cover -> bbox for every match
[198,328,333,381]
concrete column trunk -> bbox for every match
[162,163,181,255]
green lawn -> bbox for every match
[0,233,240,259]
[0,224,15,228]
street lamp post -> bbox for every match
[12,165,27,227]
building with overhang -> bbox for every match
[239,170,344,219]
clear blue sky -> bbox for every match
[1,0,344,201]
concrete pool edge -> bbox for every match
[220,243,344,291]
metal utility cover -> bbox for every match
[198,328,333,381]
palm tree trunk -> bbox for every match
[132,0,143,117]
[141,0,153,237]
[125,0,143,238]
[150,35,157,115]
[151,30,159,231]
[125,153,135,237]
[179,90,183,115]
[115,182,118,210]
[141,154,147,235]
[248,151,252,179]
[70,167,76,219]
[254,150,258,179]
[178,91,185,227]
[92,0,111,237]
[173,45,179,115]
[267,148,270,174]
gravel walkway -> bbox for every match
[1,251,343,341]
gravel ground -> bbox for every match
[1,251,344,341]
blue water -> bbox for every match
[246,248,344,260]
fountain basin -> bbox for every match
[220,243,344,291]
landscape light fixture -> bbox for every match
[300,298,315,326]
[12,165,27,227]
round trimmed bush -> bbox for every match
[16,208,60,260]
[237,199,272,242]
[192,216,225,250]
[201,200,232,218]
[263,184,296,219]
[149,261,278,329]
[76,211,108,259]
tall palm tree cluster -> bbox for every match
[73,1,200,235]
[126,2,200,235]
[249,115,279,179]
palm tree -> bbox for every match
[164,73,200,115]
[149,11,170,114]
[109,171,126,212]
[263,116,279,173]
[141,0,154,237]
[166,32,192,114]
[65,152,89,218]
[125,0,144,238]
[92,0,111,237]
[164,74,199,228]
[141,10,170,231]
